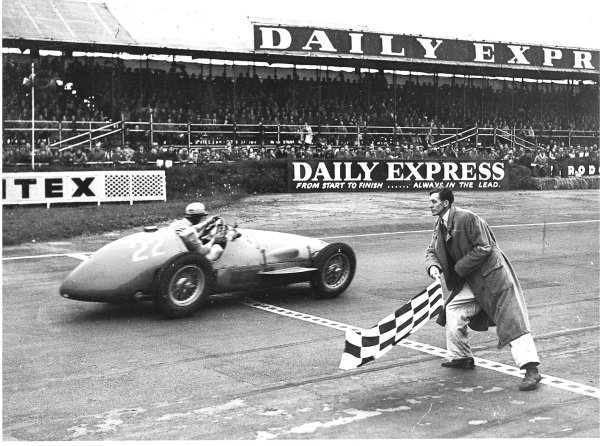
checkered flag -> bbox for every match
[339,279,443,370]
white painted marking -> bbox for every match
[256,408,381,440]
[529,417,554,423]
[2,253,92,261]
[320,219,600,239]
[3,219,597,261]
[154,398,246,422]
[455,386,484,393]
[67,407,146,439]
[243,300,600,399]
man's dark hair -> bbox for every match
[430,188,454,206]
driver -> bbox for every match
[170,202,226,261]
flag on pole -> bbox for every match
[339,279,444,370]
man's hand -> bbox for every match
[429,266,441,281]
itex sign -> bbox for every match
[287,160,510,192]
[2,171,166,206]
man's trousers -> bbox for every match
[445,283,540,368]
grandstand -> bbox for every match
[2,0,599,169]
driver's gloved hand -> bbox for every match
[213,234,228,247]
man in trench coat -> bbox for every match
[425,188,542,391]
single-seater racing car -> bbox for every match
[60,218,356,318]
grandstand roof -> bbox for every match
[3,0,599,81]
[2,0,135,47]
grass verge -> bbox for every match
[2,191,247,246]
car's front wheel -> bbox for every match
[155,253,215,318]
[311,243,356,299]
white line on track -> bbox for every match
[2,219,598,261]
[320,219,600,239]
[243,300,600,399]
[2,253,91,261]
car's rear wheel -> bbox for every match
[155,253,215,318]
[311,243,356,299]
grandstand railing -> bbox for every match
[49,121,122,152]
[3,119,599,151]
[431,126,478,148]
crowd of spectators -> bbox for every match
[3,55,598,134]
[3,55,598,178]
[3,136,597,179]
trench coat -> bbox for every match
[425,206,531,349]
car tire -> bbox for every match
[310,243,356,299]
[155,252,215,318]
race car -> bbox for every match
[59,218,356,318]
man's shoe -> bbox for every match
[441,358,475,369]
[519,368,542,391]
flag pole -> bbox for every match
[31,62,35,170]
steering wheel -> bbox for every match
[200,216,225,242]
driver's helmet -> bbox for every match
[185,202,207,217]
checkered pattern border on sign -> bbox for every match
[132,173,164,197]
[105,174,130,198]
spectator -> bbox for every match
[503,150,516,164]
[177,147,189,163]
[112,146,128,163]
[61,148,75,165]
[132,145,148,164]
[148,146,158,163]
[49,148,62,165]
[88,143,107,162]
[73,147,88,165]
[275,145,288,159]
[303,122,313,148]
[533,150,549,177]
[121,144,134,160]
[197,148,211,164]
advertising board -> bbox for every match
[2,170,166,206]
[287,160,510,192]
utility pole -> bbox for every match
[30,62,35,170]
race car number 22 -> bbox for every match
[130,238,165,262]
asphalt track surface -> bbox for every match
[2,190,599,440]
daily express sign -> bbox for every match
[287,160,509,192]
[255,25,598,73]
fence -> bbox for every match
[3,118,599,151]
